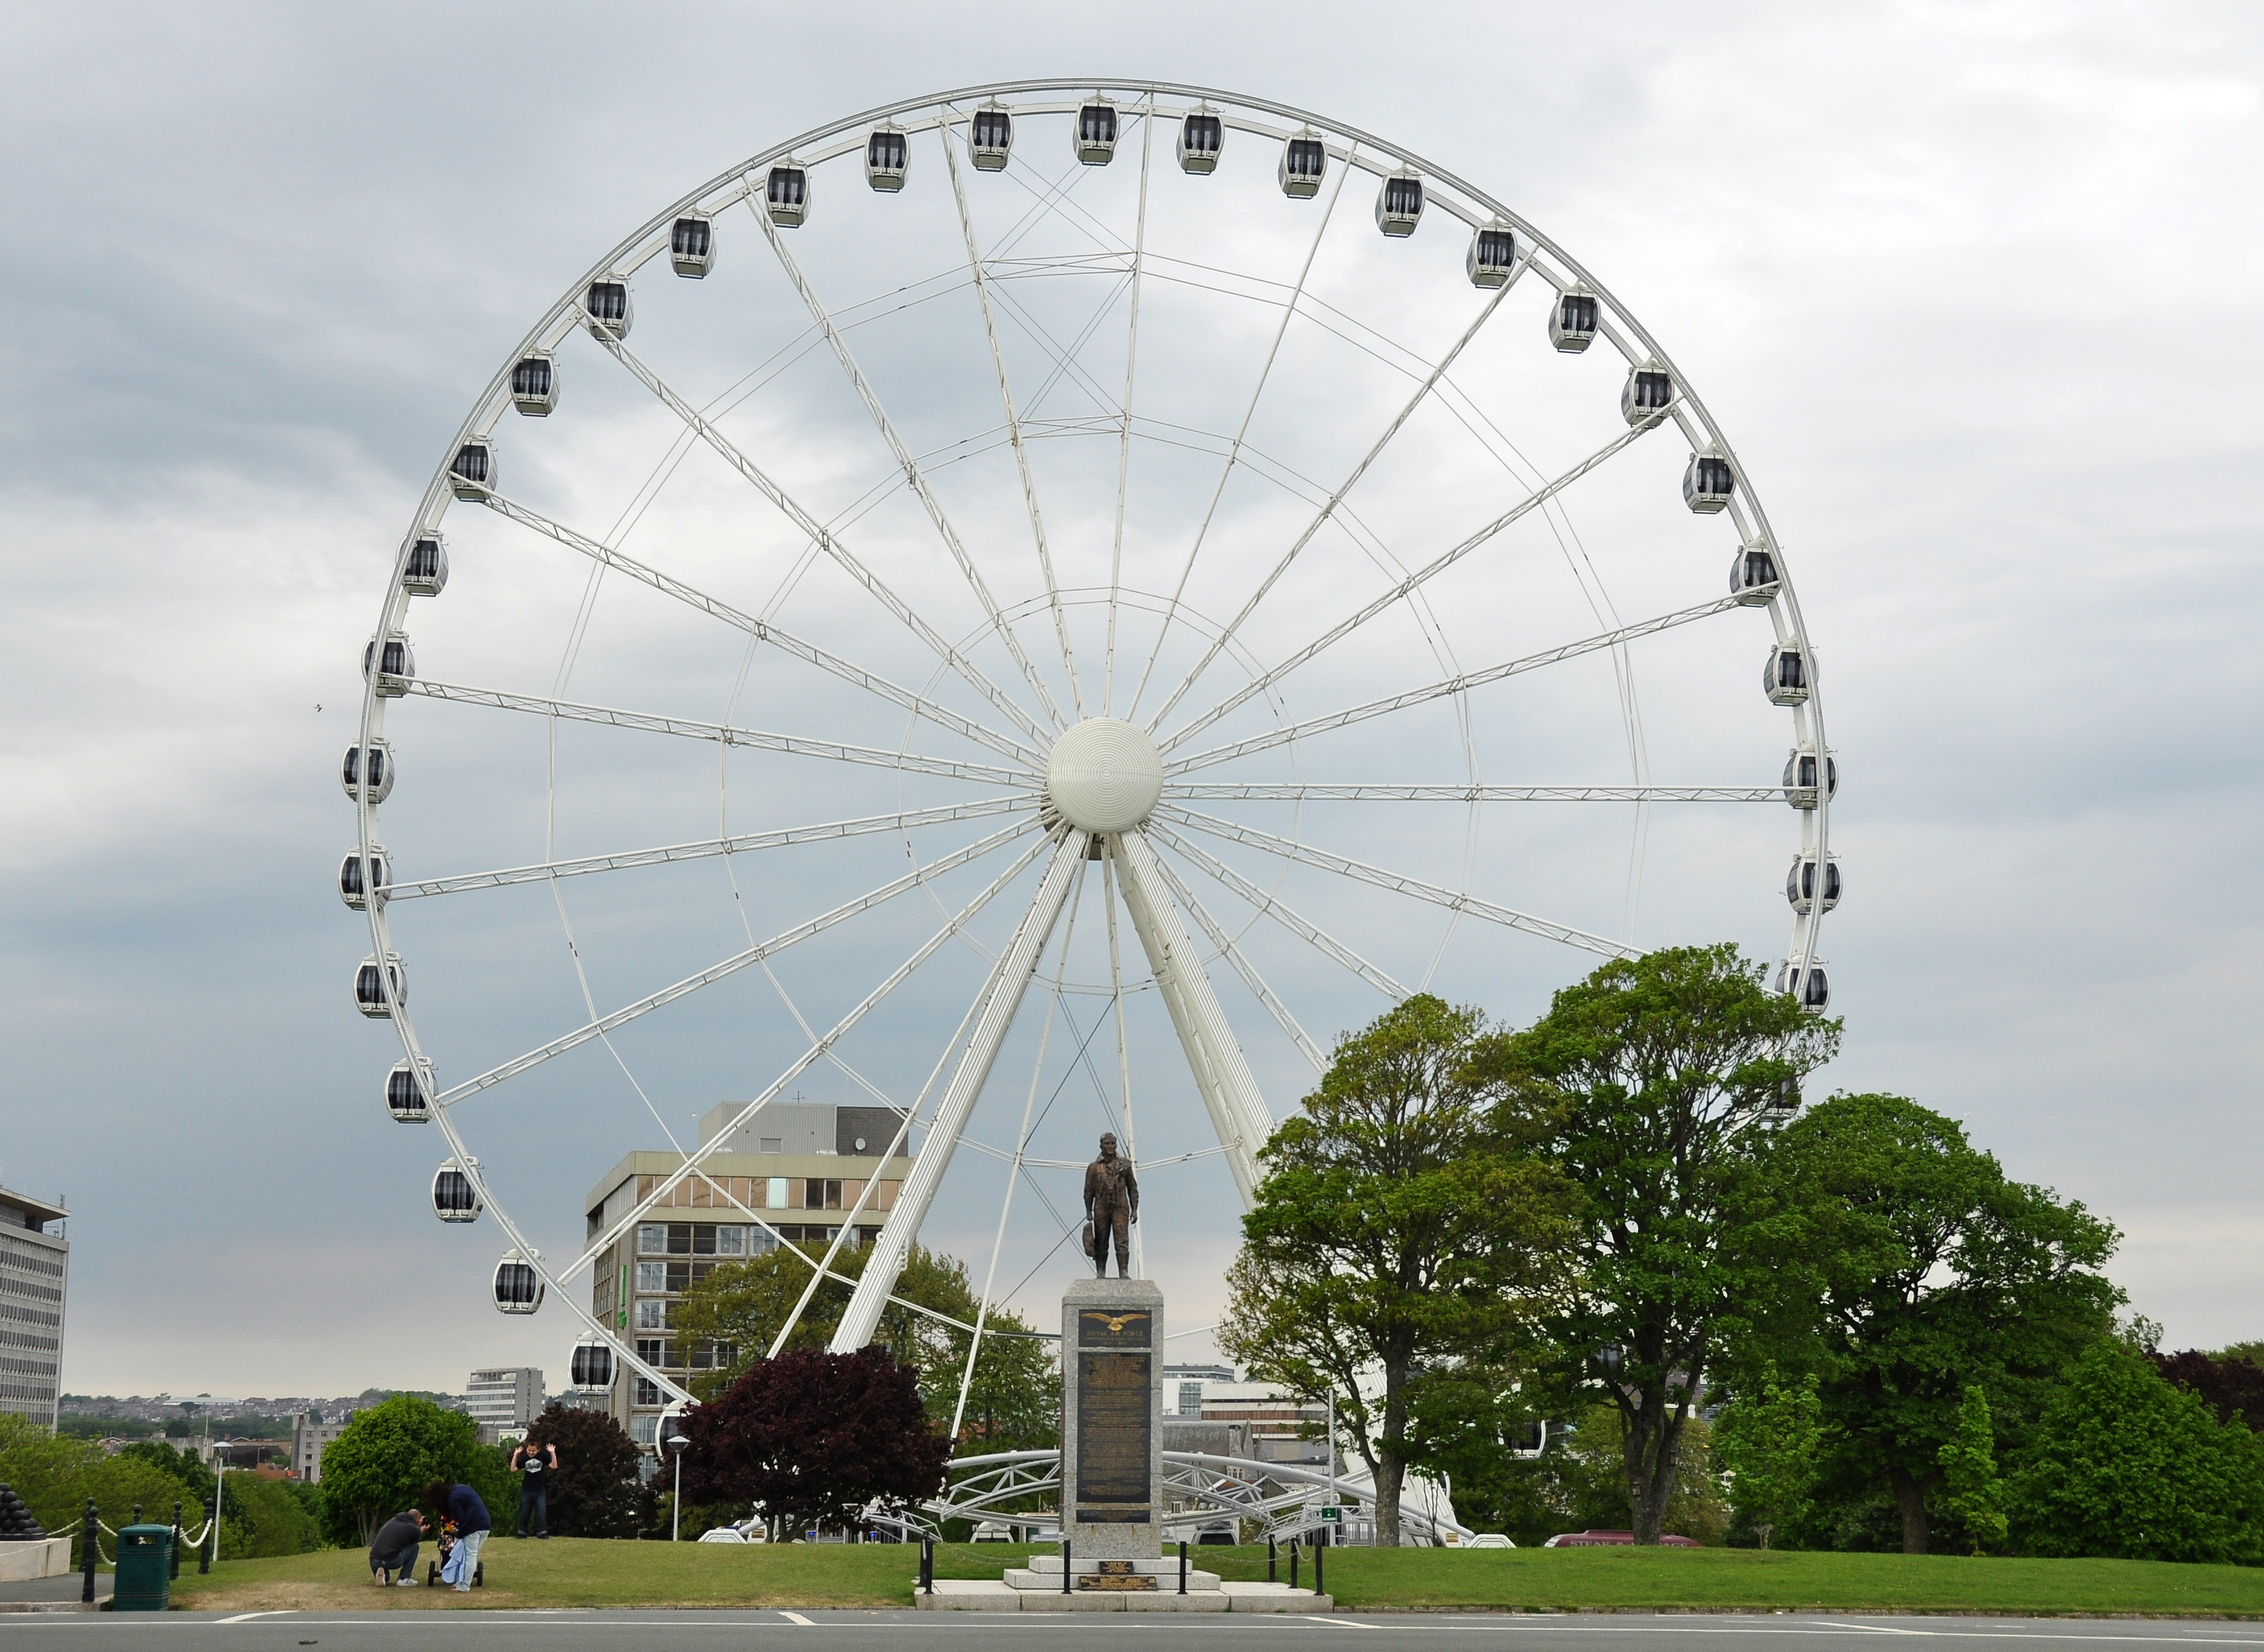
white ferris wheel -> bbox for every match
[345,80,1837,1420]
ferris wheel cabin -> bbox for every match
[1178,109,1223,174]
[448,438,495,499]
[354,953,406,1018]
[1731,544,1780,605]
[1468,225,1517,287]
[1684,451,1735,513]
[1550,290,1599,352]
[1786,853,1841,914]
[401,533,448,596]
[584,278,631,340]
[1763,645,1811,707]
[970,105,1013,171]
[670,212,714,276]
[1375,170,1424,236]
[1280,131,1327,197]
[493,1253,544,1314]
[1782,746,1839,810]
[363,631,415,697]
[340,740,394,804]
[432,1160,480,1223]
[1075,102,1119,164]
[1623,364,1674,425]
[765,165,809,228]
[569,1339,615,1393]
[386,1058,435,1124]
[865,127,909,191]
[338,845,389,911]
[510,352,557,417]
[1778,959,1831,1012]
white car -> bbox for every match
[1462,1533,1515,1549]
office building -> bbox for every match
[1164,1362,1236,1417]
[582,1101,915,1452]
[0,1185,68,1429]
[464,1367,545,1439]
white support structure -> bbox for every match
[1112,826,1272,1205]
[830,828,1090,1352]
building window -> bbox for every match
[631,1415,659,1446]
[637,1224,665,1255]
[634,1300,668,1331]
[759,1137,782,1155]
[716,1225,745,1255]
[635,1261,667,1292]
[765,1176,788,1209]
[635,1339,664,1365]
[635,1377,661,1407]
[1179,1381,1205,1416]
[805,1179,842,1211]
[749,1229,778,1257]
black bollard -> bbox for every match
[1061,1538,1072,1594]
[1290,1539,1300,1591]
[1178,1540,1188,1595]
[132,1504,142,1527]
[81,1498,97,1604]
[1269,1534,1277,1581]
[170,1500,182,1580]
[1315,1534,1325,1598]
[920,1536,934,1595]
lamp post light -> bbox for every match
[666,1428,691,1542]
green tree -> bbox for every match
[316,1394,495,1546]
[1538,1403,1730,1543]
[1715,1367,1823,1548]
[1773,1094,2121,1552]
[1936,1385,2007,1554]
[0,1415,209,1567]
[1482,944,1838,1544]
[672,1242,1057,1447]
[1220,996,1577,1545]
[216,1473,325,1558]
[2012,1339,2264,1564]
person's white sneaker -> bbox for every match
[396,1577,419,1587]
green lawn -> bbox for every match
[162,1539,2264,1616]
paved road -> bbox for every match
[11,1613,2264,1651]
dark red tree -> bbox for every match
[2153,1349,2264,1432]
[677,1345,951,1533]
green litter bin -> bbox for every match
[113,1524,173,1612]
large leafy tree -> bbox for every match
[672,1242,1055,1447]
[1481,943,1839,1544]
[2013,1338,2264,1564]
[676,1345,951,1535]
[522,1404,649,1538]
[0,1415,210,1566]
[1219,995,1577,1545]
[1771,1093,2121,1552]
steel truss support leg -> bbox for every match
[1112,827,1271,1206]
[829,828,1090,1352]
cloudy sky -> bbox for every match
[3,1,2259,1403]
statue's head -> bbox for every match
[1099,1132,1118,1158]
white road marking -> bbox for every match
[782,1610,818,1626]
[213,1610,299,1623]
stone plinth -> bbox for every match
[1061,1277,1164,1559]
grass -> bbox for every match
[160,1539,2264,1616]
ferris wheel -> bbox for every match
[344,80,1836,1419]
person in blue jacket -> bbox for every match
[424,1478,491,1591]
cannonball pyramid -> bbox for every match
[0,1484,48,1540]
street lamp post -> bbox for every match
[666,1429,691,1542]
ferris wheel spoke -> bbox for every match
[563,828,1057,1283]
[830,829,1090,1353]
[475,490,1042,767]
[751,203,1071,736]
[1145,260,1527,736]
[1125,152,1356,725]
[1162,805,1639,962]
[387,796,1036,901]
[1140,841,1326,1073]
[1145,820,1406,1001]
[1165,783,1784,802]
[1166,593,1749,773]
[402,679,1033,787]
[941,117,1085,720]
[439,820,1041,1113]
[1104,96,1155,717]
[1158,412,1674,755]
[1112,827,1274,1206]
[589,327,1055,753]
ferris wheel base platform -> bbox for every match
[914,1577,1327,1611]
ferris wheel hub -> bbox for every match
[1045,718,1164,835]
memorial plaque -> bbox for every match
[1076,1350,1152,1507]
